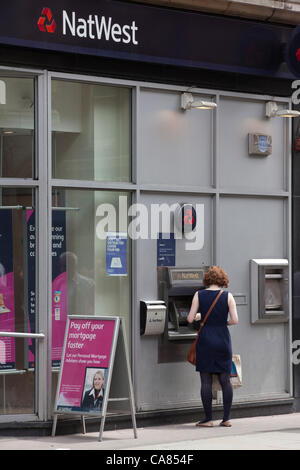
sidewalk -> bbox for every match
[0,413,300,450]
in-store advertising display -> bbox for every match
[26,209,67,368]
[106,232,127,277]
[0,210,15,370]
[55,317,116,413]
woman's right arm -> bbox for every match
[227,293,238,325]
[187,292,200,324]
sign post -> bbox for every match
[51,315,137,442]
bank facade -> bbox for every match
[0,0,299,433]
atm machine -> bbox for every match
[158,266,208,340]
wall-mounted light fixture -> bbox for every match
[181,92,217,111]
[265,101,300,118]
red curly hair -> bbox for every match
[203,265,229,288]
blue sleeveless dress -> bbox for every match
[196,289,232,374]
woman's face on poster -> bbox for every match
[93,372,104,390]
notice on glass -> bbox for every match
[26,209,67,368]
[55,317,116,414]
[26,209,36,368]
[106,232,127,276]
[157,232,175,267]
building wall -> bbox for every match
[131,0,300,24]
[135,84,292,411]
[0,0,297,424]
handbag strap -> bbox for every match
[197,290,223,336]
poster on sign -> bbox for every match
[52,316,137,442]
[55,317,115,414]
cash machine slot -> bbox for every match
[158,267,208,341]
[263,270,285,316]
[250,259,289,324]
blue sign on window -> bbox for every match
[106,232,127,276]
[157,233,175,267]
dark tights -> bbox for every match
[200,372,233,422]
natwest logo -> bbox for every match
[63,10,138,45]
[38,7,57,34]
[36,8,139,46]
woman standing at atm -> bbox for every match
[187,265,238,428]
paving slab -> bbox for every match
[0,413,299,450]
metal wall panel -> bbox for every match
[136,86,291,411]
[136,193,212,409]
[140,89,213,188]
[219,97,287,192]
[219,196,289,400]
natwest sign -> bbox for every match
[62,10,138,45]
[36,5,139,45]
[0,0,297,79]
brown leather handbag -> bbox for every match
[187,290,223,366]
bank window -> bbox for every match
[51,80,131,182]
[50,188,131,368]
[0,77,35,179]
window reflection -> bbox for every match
[51,189,131,368]
[0,77,34,178]
[52,80,131,182]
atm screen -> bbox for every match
[174,300,190,325]
[178,309,189,325]
[178,308,189,319]
[170,269,203,282]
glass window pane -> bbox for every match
[52,81,131,182]
[0,359,35,415]
[0,78,35,178]
[0,188,36,415]
[51,189,131,370]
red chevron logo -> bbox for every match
[38,8,56,34]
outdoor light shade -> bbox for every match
[181,92,217,111]
[265,101,300,118]
[275,109,300,118]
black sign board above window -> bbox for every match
[0,0,297,78]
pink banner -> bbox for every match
[26,209,67,368]
[0,272,15,368]
[52,272,67,363]
[56,318,116,414]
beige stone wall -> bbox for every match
[130,0,300,24]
